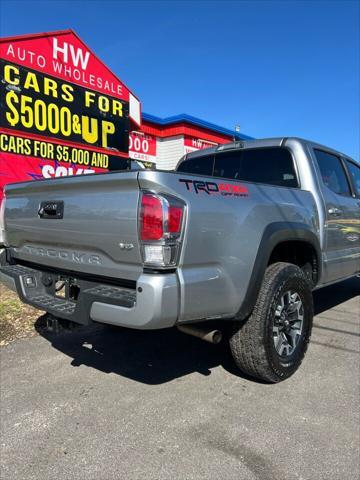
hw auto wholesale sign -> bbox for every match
[0,30,141,201]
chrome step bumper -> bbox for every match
[0,259,179,329]
[0,263,136,326]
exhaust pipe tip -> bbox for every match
[211,330,222,344]
[177,324,222,344]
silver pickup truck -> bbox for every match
[1,138,359,382]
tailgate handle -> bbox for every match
[38,201,64,219]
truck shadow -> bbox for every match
[35,319,244,384]
[35,277,359,385]
[313,276,359,316]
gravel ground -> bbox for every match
[0,277,359,480]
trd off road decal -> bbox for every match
[179,179,249,197]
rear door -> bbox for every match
[313,149,359,282]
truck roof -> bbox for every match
[184,137,358,165]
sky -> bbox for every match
[0,0,359,159]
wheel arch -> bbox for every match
[236,222,321,320]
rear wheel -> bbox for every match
[230,262,313,383]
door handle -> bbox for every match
[328,207,342,217]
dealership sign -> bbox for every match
[184,136,217,155]
[129,131,156,164]
[0,30,141,200]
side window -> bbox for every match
[176,155,213,176]
[345,160,360,197]
[213,151,242,179]
[240,148,298,187]
[314,150,351,196]
[213,147,298,187]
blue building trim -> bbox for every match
[142,112,253,140]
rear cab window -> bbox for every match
[176,155,213,176]
[177,147,299,188]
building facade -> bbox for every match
[130,113,252,170]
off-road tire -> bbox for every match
[230,262,313,383]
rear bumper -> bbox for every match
[89,274,178,329]
[0,256,179,329]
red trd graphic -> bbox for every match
[179,179,249,197]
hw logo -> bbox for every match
[53,38,90,70]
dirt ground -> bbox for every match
[0,284,44,346]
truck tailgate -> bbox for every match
[4,172,143,281]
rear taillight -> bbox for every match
[139,192,185,268]
[140,194,163,241]
[168,206,183,234]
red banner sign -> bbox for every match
[0,30,140,109]
[129,131,157,164]
[0,30,141,202]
